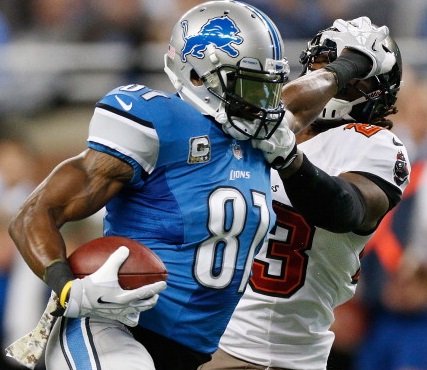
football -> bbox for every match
[67,236,168,290]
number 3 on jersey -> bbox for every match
[249,201,315,298]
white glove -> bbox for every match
[321,16,396,78]
[252,113,297,170]
[64,246,167,327]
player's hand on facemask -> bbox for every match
[252,112,297,170]
[61,246,167,327]
[322,16,396,78]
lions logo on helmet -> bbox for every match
[181,16,243,62]
[164,0,288,140]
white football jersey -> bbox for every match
[219,124,410,370]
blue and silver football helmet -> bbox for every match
[164,0,290,140]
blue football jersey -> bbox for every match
[87,84,275,353]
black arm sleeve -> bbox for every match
[281,154,366,233]
[324,52,371,91]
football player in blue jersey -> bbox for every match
[6,1,396,369]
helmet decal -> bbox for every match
[181,16,243,62]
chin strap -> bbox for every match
[222,120,251,141]
[319,96,367,120]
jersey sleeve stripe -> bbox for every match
[96,102,155,129]
[89,107,159,175]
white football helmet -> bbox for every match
[299,26,402,125]
[164,0,289,140]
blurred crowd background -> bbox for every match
[0,1,427,369]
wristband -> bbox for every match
[271,144,298,170]
[59,281,73,308]
[43,259,75,297]
[324,52,371,91]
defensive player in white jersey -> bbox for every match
[200,23,410,370]
[5,2,396,369]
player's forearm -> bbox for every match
[8,200,70,281]
[282,50,371,133]
[9,192,81,301]
[282,70,337,132]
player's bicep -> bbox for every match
[34,149,132,225]
[340,172,390,232]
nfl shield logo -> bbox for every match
[232,142,243,160]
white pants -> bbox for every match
[46,317,155,370]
